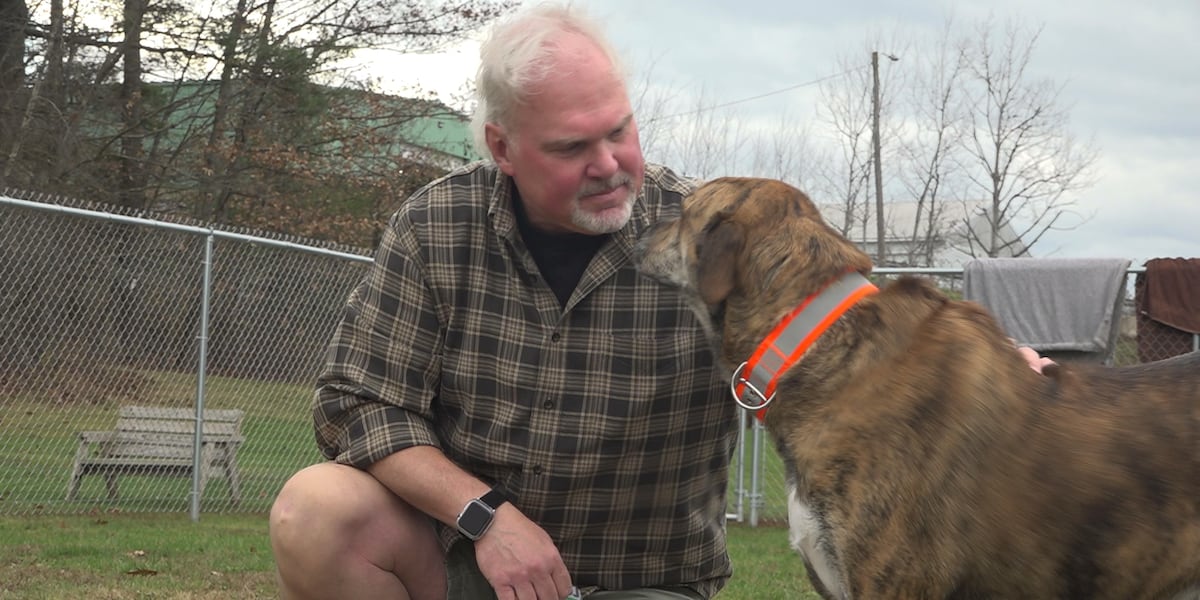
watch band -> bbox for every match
[477,488,509,511]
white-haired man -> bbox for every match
[270,4,734,599]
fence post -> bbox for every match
[190,232,215,522]
[749,417,766,527]
[727,409,748,523]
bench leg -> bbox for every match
[66,444,90,501]
[226,461,242,507]
[104,473,119,500]
[65,470,82,501]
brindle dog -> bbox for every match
[636,177,1199,599]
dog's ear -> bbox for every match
[696,219,743,306]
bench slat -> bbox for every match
[116,420,241,436]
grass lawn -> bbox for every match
[0,513,818,599]
[2,368,813,596]
[1,367,794,524]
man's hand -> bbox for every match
[1016,344,1056,374]
[474,504,573,600]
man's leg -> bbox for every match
[445,540,498,599]
[269,462,447,600]
[442,541,702,600]
[587,589,703,600]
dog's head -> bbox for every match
[637,177,873,352]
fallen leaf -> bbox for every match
[125,568,157,576]
[130,550,146,557]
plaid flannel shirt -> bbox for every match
[313,162,736,597]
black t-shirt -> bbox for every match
[513,194,608,308]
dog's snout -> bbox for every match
[634,221,670,265]
[633,221,690,289]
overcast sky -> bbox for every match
[365,0,1199,264]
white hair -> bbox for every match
[470,2,626,158]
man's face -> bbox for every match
[485,35,645,235]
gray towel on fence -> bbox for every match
[963,258,1131,359]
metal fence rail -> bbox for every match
[2,193,1195,526]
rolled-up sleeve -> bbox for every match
[313,211,444,469]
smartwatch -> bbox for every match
[455,488,509,541]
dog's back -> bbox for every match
[982,350,1200,598]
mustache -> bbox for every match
[577,172,634,198]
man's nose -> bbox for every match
[585,141,619,180]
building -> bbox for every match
[397,109,480,169]
[818,200,1029,268]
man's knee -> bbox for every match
[272,463,350,537]
[270,462,446,594]
[270,462,389,560]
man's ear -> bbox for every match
[696,220,743,306]
[485,123,515,176]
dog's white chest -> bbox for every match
[788,485,848,599]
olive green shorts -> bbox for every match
[446,541,704,600]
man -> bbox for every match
[270,5,734,599]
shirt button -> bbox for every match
[550,332,561,343]
[542,399,555,409]
[532,465,543,475]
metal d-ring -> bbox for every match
[729,361,775,412]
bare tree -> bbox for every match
[746,110,819,193]
[631,62,821,193]
[639,85,752,180]
[814,48,886,240]
[893,17,968,266]
[627,54,674,166]
[952,19,1097,258]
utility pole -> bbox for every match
[871,51,898,266]
[871,50,885,265]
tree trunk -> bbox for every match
[0,0,25,96]
[0,0,28,180]
[119,0,147,209]
[202,0,249,221]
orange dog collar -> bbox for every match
[731,270,878,419]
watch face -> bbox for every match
[457,500,494,540]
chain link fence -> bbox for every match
[2,193,1196,525]
[1,191,371,517]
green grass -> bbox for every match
[2,369,793,522]
[1,369,813,596]
[0,514,817,598]
[0,513,276,599]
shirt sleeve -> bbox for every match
[312,209,444,469]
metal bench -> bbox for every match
[66,406,244,505]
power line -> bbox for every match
[643,65,867,124]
